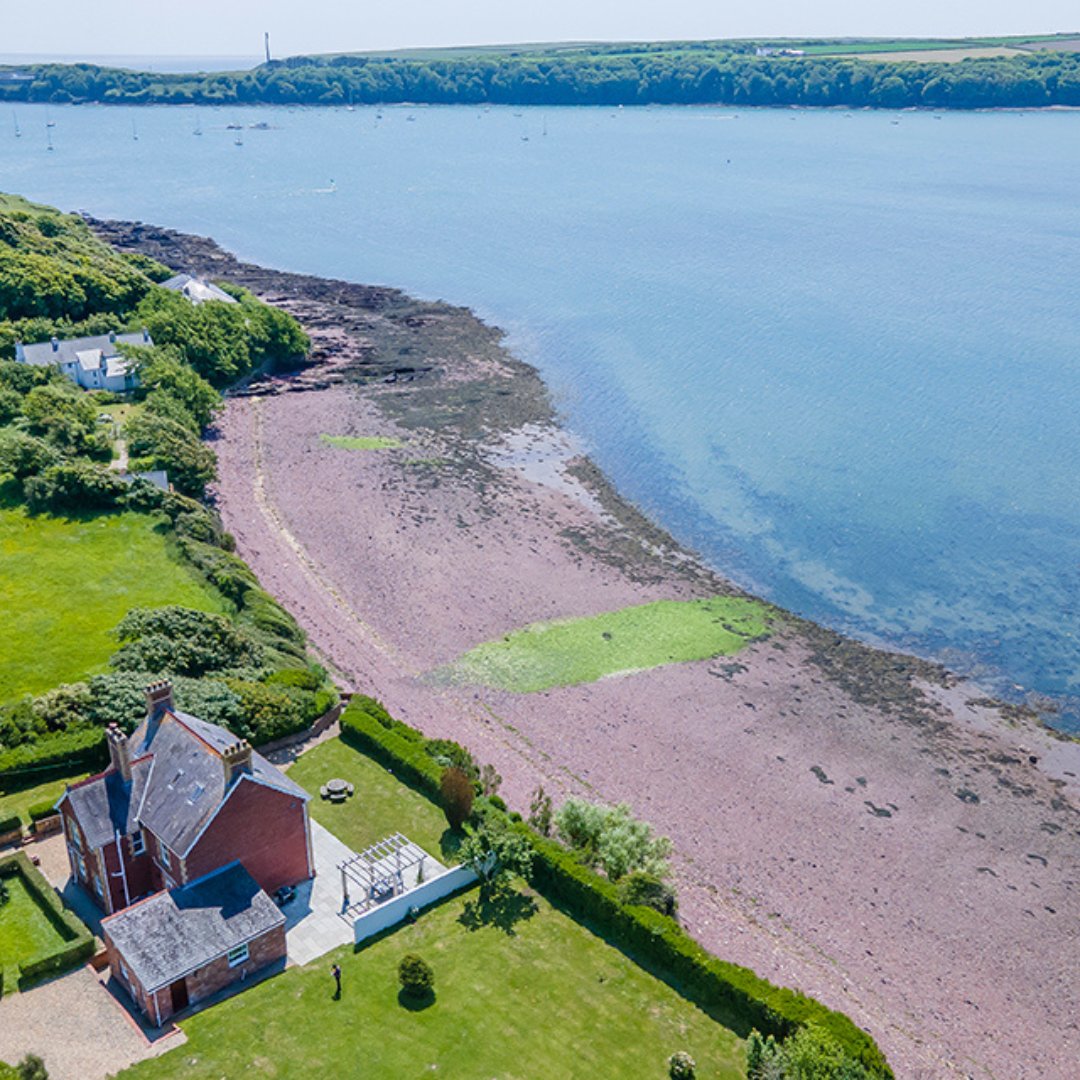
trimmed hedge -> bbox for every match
[0,813,20,836]
[340,698,442,799]
[0,725,108,785]
[0,851,95,989]
[336,698,892,1077]
[27,799,59,822]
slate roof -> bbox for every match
[102,861,283,992]
[61,709,308,857]
[63,757,152,850]
[19,331,149,368]
[160,274,237,305]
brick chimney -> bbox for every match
[143,680,174,746]
[50,336,59,352]
[222,740,253,787]
[107,724,132,783]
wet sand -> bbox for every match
[93,219,1080,1079]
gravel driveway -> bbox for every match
[0,966,182,1080]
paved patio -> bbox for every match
[280,820,360,966]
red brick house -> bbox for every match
[55,680,313,1022]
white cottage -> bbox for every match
[14,329,150,392]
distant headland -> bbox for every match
[3,34,1080,109]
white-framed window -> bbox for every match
[227,943,249,968]
[119,961,131,985]
[159,844,171,869]
[70,825,82,851]
[93,872,104,898]
[75,852,87,880]
[130,831,146,856]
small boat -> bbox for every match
[131,119,139,141]
[194,116,202,136]
[46,126,53,152]
[226,122,242,130]
[521,135,529,142]
[406,115,416,122]
[234,130,244,146]
[45,109,55,128]
[249,121,271,130]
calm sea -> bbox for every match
[2,103,1078,729]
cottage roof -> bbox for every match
[102,861,283,993]
[19,331,149,368]
[62,758,152,850]
[159,274,237,305]
[59,709,308,856]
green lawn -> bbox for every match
[320,434,403,451]
[0,772,86,828]
[288,738,457,862]
[440,597,772,693]
[0,873,70,990]
[118,886,744,1080]
[0,507,228,702]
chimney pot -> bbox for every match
[107,723,132,783]
[142,327,150,343]
[222,739,253,787]
[50,336,59,352]
[108,330,116,343]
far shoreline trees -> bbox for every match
[3,47,1080,111]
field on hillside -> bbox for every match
[0,506,228,701]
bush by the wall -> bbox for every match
[0,725,107,785]
[339,699,442,799]
[334,697,892,1078]
[0,813,20,838]
[27,800,59,823]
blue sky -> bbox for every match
[4,0,1078,58]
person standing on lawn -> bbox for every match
[331,962,342,999]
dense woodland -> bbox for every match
[3,46,1080,109]
[0,196,331,772]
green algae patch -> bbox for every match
[320,434,403,451]
[441,598,771,693]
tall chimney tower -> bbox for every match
[107,724,132,783]
[222,740,253,787]
[142,680,174,749]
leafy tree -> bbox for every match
[126,412,216,496]
[746,1026,877,1080]
[555,798,671,881]
[527,785,553,836]
[479,762,501,796]
[15,1055,49,1080]
[618,870,678,917]
[23,461,128,512]
[111,606,264,676]
[459,820,533,896]
[440,766,474,829]
[0,430,58,480]
[21,383,101,454]
[134,346,220,431]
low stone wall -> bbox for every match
[255,700,344,756]
[353,865,477,945]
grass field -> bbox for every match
[287,738,458,862]
[0,506,228,702]
[0,873,70,990]
[0,772,87,827]
[120,738,746,1079]
[320,434,403,451]
[440,597,771,693]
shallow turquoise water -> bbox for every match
[3,103,1078,727]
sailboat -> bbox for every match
[12,111,20,138]
[45,126,54,152]
[131,119,139,141]
[346,88,355,112]
[193,115,203,136]
[45,108,55,128]
[234,129,244,146]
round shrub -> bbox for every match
[398,953,434,998]
[668,1050,696,1079]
